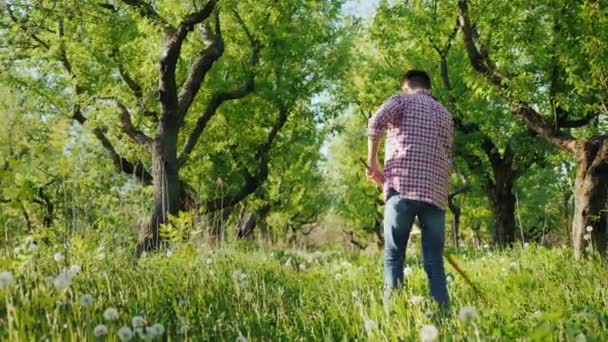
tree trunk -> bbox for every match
[489,160,517,247]
[136,126,180,256]
[236,204,270,239]
[571,140,608,258]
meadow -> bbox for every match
[0,236,606,341]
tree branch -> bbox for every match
[178,23,261,166]
[457,0,578,153]
[177,12,224,119]
[203,108,289,212]
[72,108,153,184]
[95,97,154,148]
[557,111,599,128]
[120,0,174,32]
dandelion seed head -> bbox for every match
[403,267,413,277]
[52,272,72,290]
[69,264,81,275]
[103,307,119,321]
[93,324,108,337]
[351,290,360,299]
[205,258,213,265]
[364,319,377,332]
[118,326,133,341]
[523,242,529,249]
[583,234,591,241]
[53,252,64,263]
[585,226,593,233]
[165,250,173,257]
[0,271,13,288]
[410,295,424,305]
[131,316,146,328]
[179,321,191,334]
[235,335,248,342]
[420,324,439,342]
[458,306,477,322]
[508,262,517,270]
[149,323,165,336]
[335,273,342,281]
[79,294,94,307]
[575,333,587,342]
[533,310,542,319]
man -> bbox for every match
[366,70,453,310]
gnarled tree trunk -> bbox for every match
[236,204,271,239]
[572,139,608,258]
[137,126,181,255]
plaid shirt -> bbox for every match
[368,90,453,209]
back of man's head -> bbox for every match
[401,70,431,90]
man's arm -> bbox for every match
[366,95,399,186]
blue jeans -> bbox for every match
[383,189,450,310]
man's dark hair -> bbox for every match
[401,70,431,89]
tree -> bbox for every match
[335,0,552,247]
[1,0,351,253]
[457,0,608,257]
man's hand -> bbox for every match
[365,159,384,188]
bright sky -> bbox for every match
[342,0,378,19]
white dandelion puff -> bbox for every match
[364,319,377,332]
[131,316,146,328]
[583,234,591,241]
[335,273,342,281]
[179,322,191,334]
[351,290,360,299]
[575,333,587,342]
[149,323,165,337]
[0,271,13,288]
[410,295,425,305]
[508,262,517,270]
[403,267,413,277]
[586,226,593,233]
[420,324,439,342]
[236,335,248,342]
[103,307,119,321]
[69,264,81,276]
[533,310,542,319]
[165,250,173,257]
[205,258,213,265]
[79,294,94,307]
[118,326,133,341]
[52,272,72,290]
[458,306,477,322]
[53,252,65,263]
[523,242,529,249]
[93,324,108,337]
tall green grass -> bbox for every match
[0,237,606,341]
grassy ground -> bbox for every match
[0,236,607,341]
